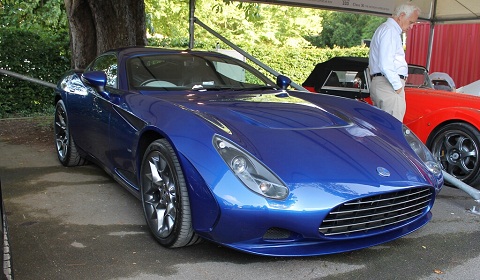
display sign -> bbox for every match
[279,0,393,14]
[240,0,436,20]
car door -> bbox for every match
[107,57,147,187]
[107,91,145,188]
[67,53,118,165]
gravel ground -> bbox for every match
[0,116,53,150]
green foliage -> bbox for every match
[0,0,68,31]
[145,0,324,49]
[144,0,370,84]
[147,39,370,86]
[0,0,371,118]
[0,28,70,118]
[0,1,70,117]
[144,0,383,50]
[147,37,213,49]
[307,11,385,48]
[147,36,368,86]
[145,0,190,39]
[245,45,369,85]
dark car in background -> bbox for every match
[303,57,480,187]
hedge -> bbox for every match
[0,28,70,118]
[148,37,369,86]
[1,32,368,118]
[245,45,369,84]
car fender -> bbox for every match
[405,107,480,143]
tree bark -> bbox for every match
[64,0,147,69]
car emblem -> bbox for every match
[377,167,391,177]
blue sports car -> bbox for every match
[54,47,443,257]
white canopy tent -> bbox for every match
[189,1,479,68]
[237,1,480,68]
[188,0,479,87]
[239,0,480,24]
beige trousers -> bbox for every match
[370,76,406,122]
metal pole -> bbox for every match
[194,17,307,91]
[426,22,435,71]
[425,0,438,71]
[0,68,56,89]
[188,0,196,49]
[442,170,480,215]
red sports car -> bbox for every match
[303,57,480,187]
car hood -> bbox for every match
[173,91,351,130]
[133,90,347,130]
[145,91,432,189]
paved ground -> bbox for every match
[1,125,480,280]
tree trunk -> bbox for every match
[64,0,147,69]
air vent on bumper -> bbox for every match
[319,187,433,237]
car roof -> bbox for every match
[303,57,369,88]
[108,46,228,61]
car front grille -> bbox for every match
[319,187,433,237]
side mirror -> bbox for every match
[276,75,291,90]
[81,71,110,99]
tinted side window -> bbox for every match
[324,71,366,89]
[88,54,118,88]
[320,70,369,99]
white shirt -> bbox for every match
[369,18,408,91]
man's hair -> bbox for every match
[393,2,421,18]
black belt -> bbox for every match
[371,73,407,80]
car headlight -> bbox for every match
[403,125,442,177]
[213,135,289,200]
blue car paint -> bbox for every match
[55,47,443,257]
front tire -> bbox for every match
[140,139,201,248]
[428,122,480,187]
[54,99,86,167]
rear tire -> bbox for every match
[428,122,480,187]
[140,139,201,248]
[54,99,87,167]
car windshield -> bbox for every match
[406,66,434,89]
[127,53,275,91]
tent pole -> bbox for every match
[194,17,307,91]
[188,0,196,49]
[425,0,439,71]
[426,22,435,71]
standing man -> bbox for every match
[369,2,421,122]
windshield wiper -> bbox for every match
[231,85,276,91]
[189,85,276,91]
